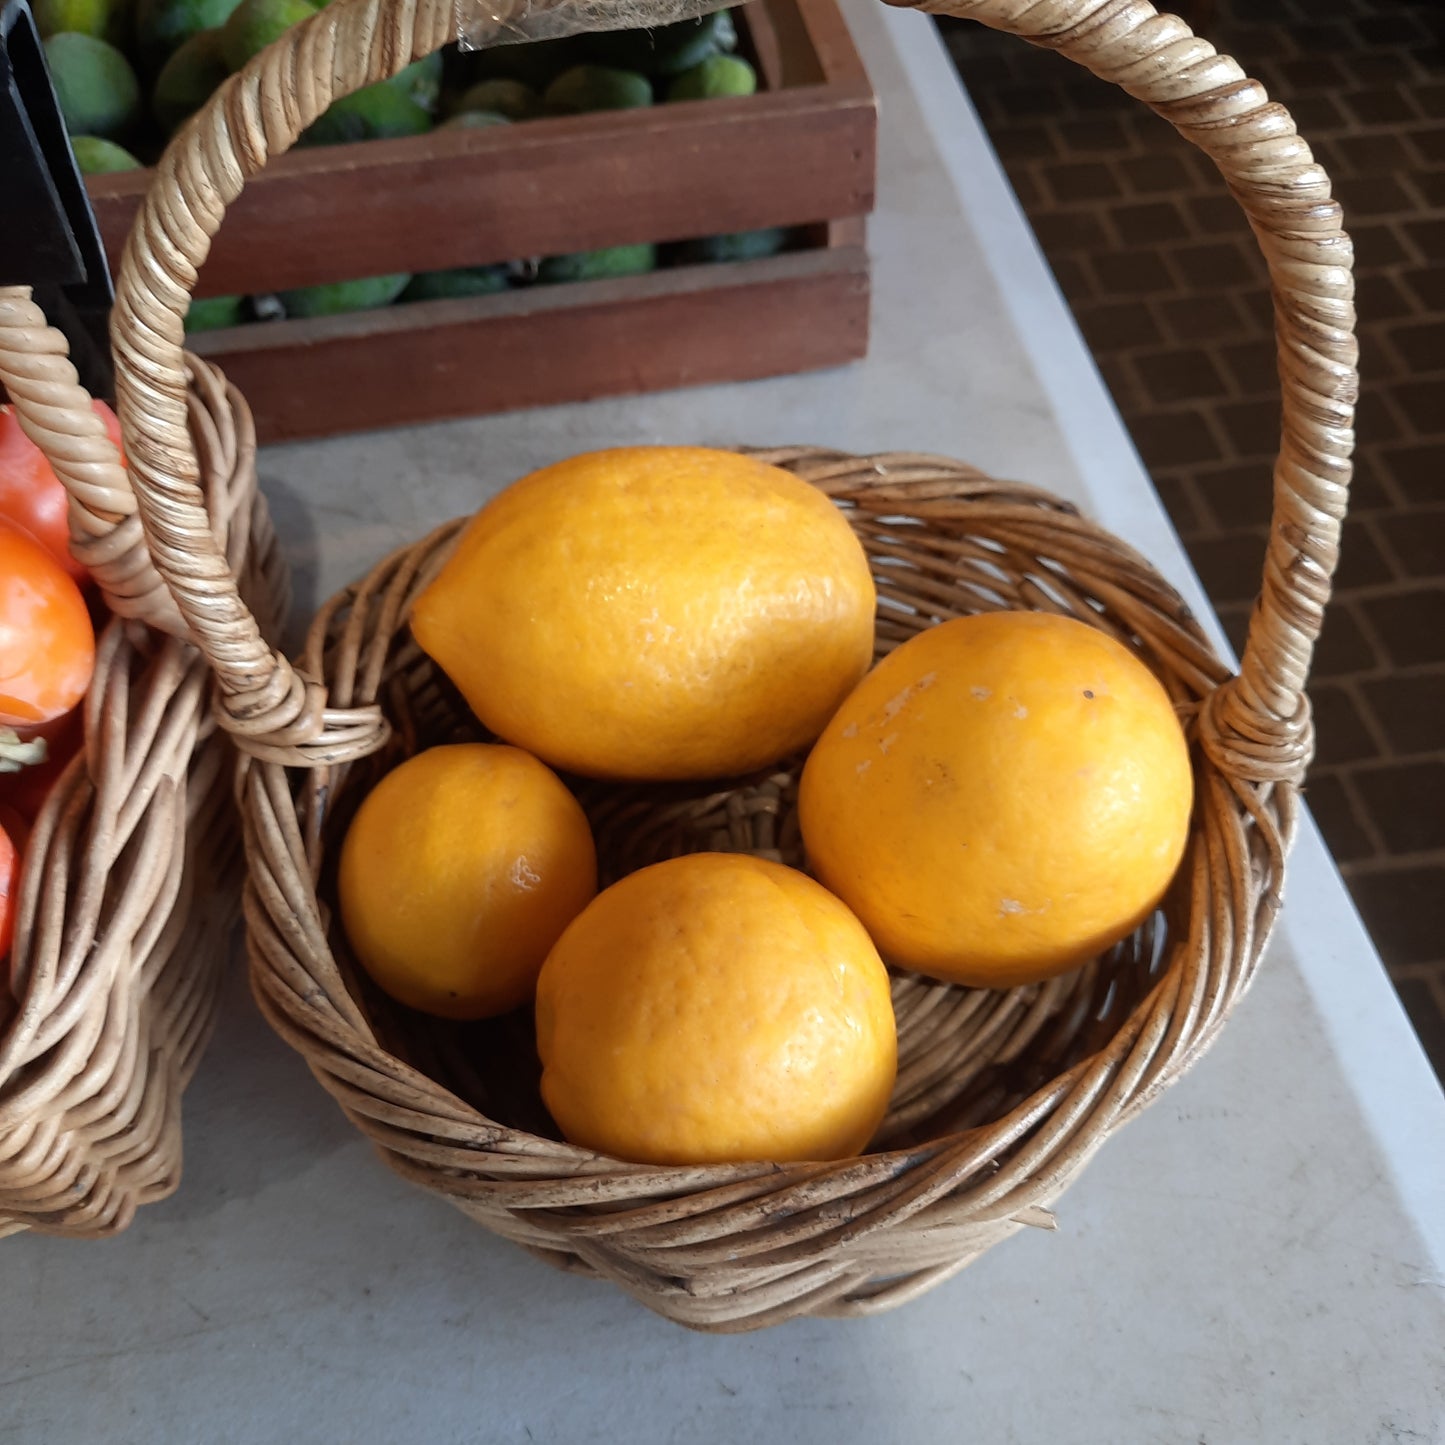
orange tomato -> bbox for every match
[0,819,16,958]
[0,400,121,585]
[0,522,95,727]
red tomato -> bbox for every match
[0,804,28,860]
[0,521,95,727]
[0,819,16,957]
[0,400,122,585]
[0,708,84,820]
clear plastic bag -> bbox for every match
[455,0,732,51]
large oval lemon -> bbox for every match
[410,447,876,780]
[799,611,1194,989]
[535,853,898,1165]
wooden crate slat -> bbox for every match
[189,242,869,442]
[92,90,875,297]
[94,0,876,439]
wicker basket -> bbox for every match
[0,293,285,1236]
[103,0,1354,1325]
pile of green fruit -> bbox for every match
[39,4,783,331]
[41,5,755,169]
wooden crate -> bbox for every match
[86,0,875,441]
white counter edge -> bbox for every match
[875,2,1445,1266]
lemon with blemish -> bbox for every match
[799,611,1193,988]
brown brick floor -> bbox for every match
[939,0,1445,1083]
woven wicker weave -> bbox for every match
[101,0,1354,1325]
[0,292,284,1237]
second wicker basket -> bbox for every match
[0,292,285,1237]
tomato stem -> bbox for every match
[0,729,48,774]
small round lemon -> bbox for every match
[536,852,898,1165]
[339,744,597,1019]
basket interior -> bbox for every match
[292,454,1237,1157]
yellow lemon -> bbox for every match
[338,744,597,1018]
[800,611,1193,988]
[535,852,897,1164]
[410,446,876,780]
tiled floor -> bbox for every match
[939,0,1445,1082]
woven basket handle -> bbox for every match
[108,0,1355,775]
[0,289,186,634]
